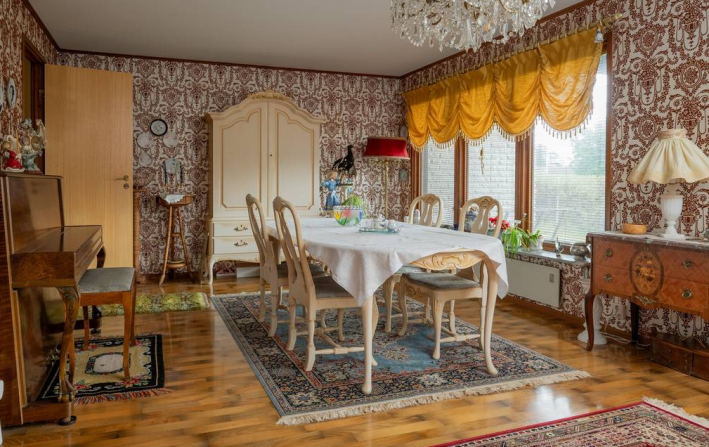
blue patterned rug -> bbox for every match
[212,292,589,425]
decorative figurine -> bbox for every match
[321,169,341,210]
[332,144,356,178]
[1,135,24,172]
[163,157,185,194]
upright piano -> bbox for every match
[0,173,103,426]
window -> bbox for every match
[421,142,455,225]
[532,53,608,243]
[467,129,516,222]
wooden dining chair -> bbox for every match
[273,196,373,371]
[382,193,443,332]
[395,196,503,350]
[246,194,325,337]
[397,252,499,375]
[406,193,443,227]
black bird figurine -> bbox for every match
[332,145,355,174]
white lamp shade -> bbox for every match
[629,129,709,184]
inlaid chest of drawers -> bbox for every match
[584,231,709,350]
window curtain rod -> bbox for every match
[404,13,622,93]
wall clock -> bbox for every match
[6,78,17,109]
[150,119,168,136]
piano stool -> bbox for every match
[78,267,137,381]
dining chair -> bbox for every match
[246,194,325,338]
[397,253,499,375]
[395,197,503,359]
[406,193,443,227]
[382,193,443,332]
[273,196,375,371]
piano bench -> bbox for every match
[78,267,136,381]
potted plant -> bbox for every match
[500,223,544,255]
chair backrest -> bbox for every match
[246,194,278,278]
[407,193,443,227]
[458,196,503,237]
[272,196,314,306]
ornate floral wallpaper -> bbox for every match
[56,52,408,275]
[0,0,57,134]
[405,0,709,341]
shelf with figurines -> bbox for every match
[1,119,47,174]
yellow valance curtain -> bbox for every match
[404,29,603,150]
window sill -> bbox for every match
[508,249,590,266]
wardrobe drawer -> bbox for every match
[658,278,709,315]
[213,236,256,254]
[592,239,634,269]
[593,265,631,297]
[661,247,709,284]
[213,221,252,237]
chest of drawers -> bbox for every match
[584,232,709,350]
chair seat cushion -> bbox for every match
[396,264,425,275]
[276,262,325,278]
[403,272,479,290]
[79,267,135,294]
[313,276,351,299]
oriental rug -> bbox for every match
[212,292,589,425]
[433,398,709,446]
[38,334,170,405]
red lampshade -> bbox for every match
[363,137,409,160]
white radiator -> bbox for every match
[506,258,561,308]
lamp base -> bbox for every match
[660,190,685,240]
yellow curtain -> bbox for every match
[404,29,602,150]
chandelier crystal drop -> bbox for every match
[391,0,556,52]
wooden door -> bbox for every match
[268,102,322,216]
[45,65,133,267]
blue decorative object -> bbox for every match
[321,171,341,210]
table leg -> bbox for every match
[159,207,174,286]
[57,287,80,403]
[630,302,640,345]
[482,261,498,376]
[584,291,596,351]
[362,296,374,395]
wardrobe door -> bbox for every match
[213,102,268,218]
[267,103,321,216]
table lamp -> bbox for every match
[629,129,709,240]
[363,137,409,218]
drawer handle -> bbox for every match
[603,273,612,282]
[683,259,693,269]
[604,248,613,258]
[682,288,693,299]
[234,225,248,232]
[234,241,249,247]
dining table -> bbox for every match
[265,218,509,395]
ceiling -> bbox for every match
[30,0,581,77]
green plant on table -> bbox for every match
[342,194,367,214]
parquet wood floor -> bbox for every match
[4,276,709,446]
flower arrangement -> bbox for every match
[498,221,543,255]
[488,216,511,232]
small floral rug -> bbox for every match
[38,334,170,405]
[434,398,709,446]
[98,292,209,317]
[212,292,589,425]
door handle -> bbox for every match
[123,183,130,189]
[117,175,129,181]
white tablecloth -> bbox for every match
[265,218,509,306]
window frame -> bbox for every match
[413,35,612,249]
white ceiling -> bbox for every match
[30,0,581,77]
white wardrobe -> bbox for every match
[205,91,324,283]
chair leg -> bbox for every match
[82,306,90,350]
[320,309,328,329]
[432,299,444,360]
[384,278,394,332]
[397,280,408,337]
[122,291,133,381]
[268,284,279,337]
[337,308,345,342]
[130,287,137,346]
[479,298,487,351]
[449,300,457,335]
[305,316,316,372]
[258,279,267,323]
[287,298,298,350]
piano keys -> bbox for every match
[0,173,103,426]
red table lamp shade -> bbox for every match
[363,137,409,160]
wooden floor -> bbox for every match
[5,276,709,446]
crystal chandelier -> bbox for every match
[391,0,556,52]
